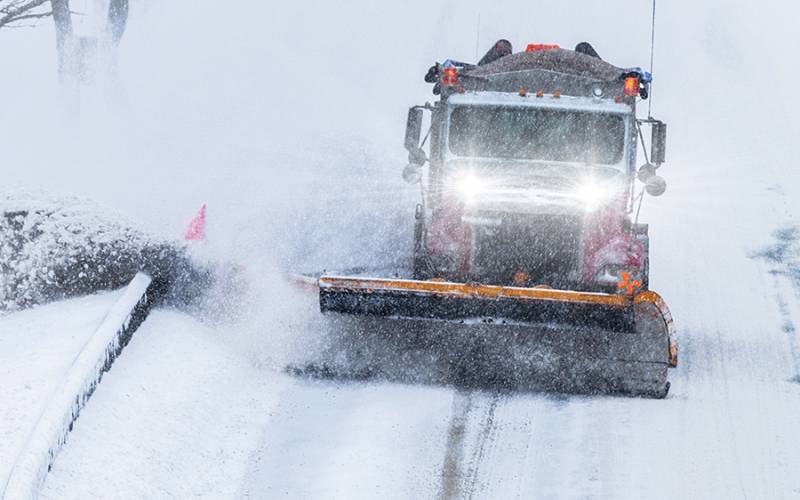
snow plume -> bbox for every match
[0,191,206,313]
[3,0,800,366]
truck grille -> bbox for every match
[471,213,582,287]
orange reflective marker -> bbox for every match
[617,272,642,296]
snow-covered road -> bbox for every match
[37,171,800,498]
[238,195,800,500]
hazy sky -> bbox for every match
[1,1,798,261]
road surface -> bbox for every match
[39,170,800,499]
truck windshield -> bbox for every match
[448,105,626,165]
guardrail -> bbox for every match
[2,272,163,500]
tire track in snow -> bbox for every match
[774,283,800,383]
[439,390,472,500]
[438,390,502,500]
[462,393,501,499]
[752,226,800,383]
[754,187,800,383]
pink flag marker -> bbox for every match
[184,204,207,241]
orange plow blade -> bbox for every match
[295,274,677,397]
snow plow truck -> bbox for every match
[314,40,677,397]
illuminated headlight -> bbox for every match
[573,178,615,212]
[454,173,484,202]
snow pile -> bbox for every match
[2,274,155,500]
[0,191,202,312]
[40,309,290,500]
[0,292,120,493]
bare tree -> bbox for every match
[50,0,72,75]
[0,0,52,28]
[1,0,129,78]
[108,0,127,45]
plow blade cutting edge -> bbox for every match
[317,276,677,398]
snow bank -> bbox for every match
[40,309,291,500]
[0,191,206,313]
[0,292,120,490]
[2,273,157,500]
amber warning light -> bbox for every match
[442,66,459,86]
[623,76,640,97]
[525,43,560,52]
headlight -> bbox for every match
[454,173,484,203]
[573,178,615,212]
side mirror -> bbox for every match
[408,146,427,166]
[651,121,667,165]
[645,175,667,197]
[637,163,656,182]
[402,164,422,184]
[405,107,423,152]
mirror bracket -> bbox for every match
[638,118,667,167]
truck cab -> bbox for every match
[404,45,667,293]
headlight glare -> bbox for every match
[574,178,615,211]
[454,173,483,202]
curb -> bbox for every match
[2,273,162,500]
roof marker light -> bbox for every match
[623,76,640,97]
[536,89,544,98]
[519,87,528,97]
[441,63,459,87]
[553,90,561,98]
[526,43,560,52]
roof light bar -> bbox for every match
[525,43,560,52]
